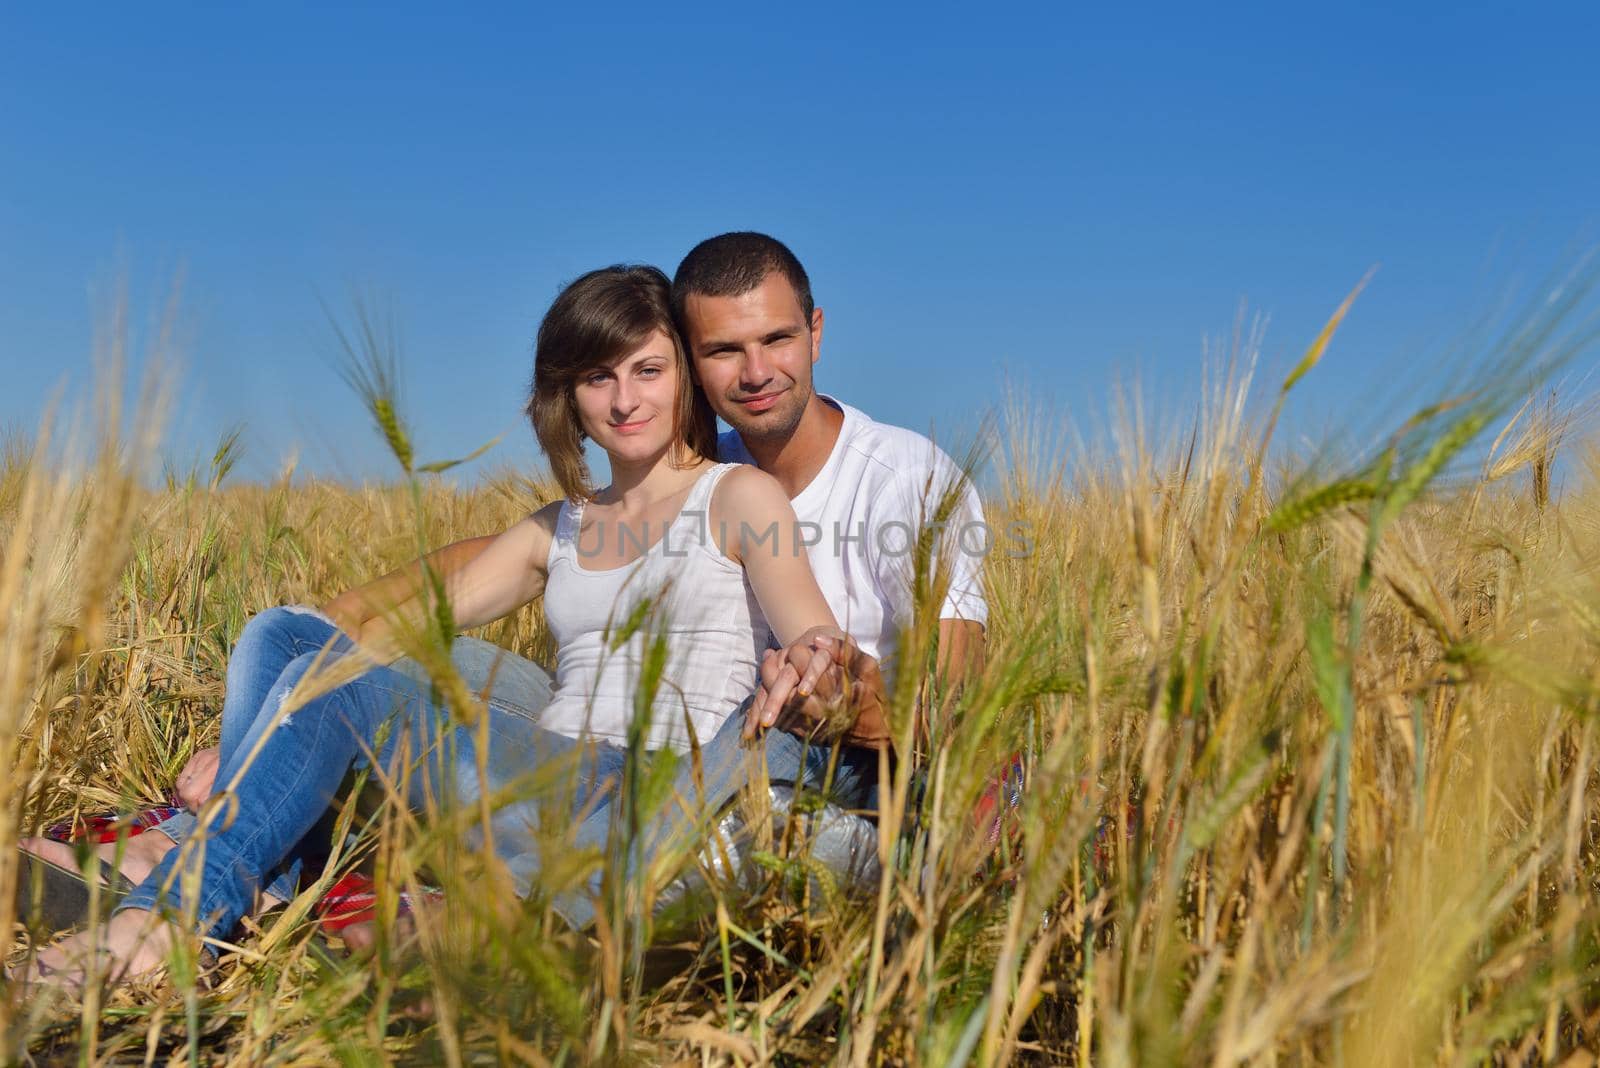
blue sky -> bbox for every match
[2,3,1597,483]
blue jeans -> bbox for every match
[122,606,878,939]
[147,607,564,906]
[541,690,882,928]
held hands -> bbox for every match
[742,631,835,739]
[743,630,891,750]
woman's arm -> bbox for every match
[334,503,560,661]
[711,468,894,746]
[321,535,498,637]
[712,466,839,649]
[444,505,559,628]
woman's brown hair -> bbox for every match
[527,264,717,500]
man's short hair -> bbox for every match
[671,231,815,327]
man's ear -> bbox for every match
[809,307,824,365]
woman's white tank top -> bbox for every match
[539,463,765,752]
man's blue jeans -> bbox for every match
[122,607,878,940]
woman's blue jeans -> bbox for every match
[121,607,878,939]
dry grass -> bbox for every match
[5,279,1600,1065]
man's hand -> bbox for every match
[745,635,891,749]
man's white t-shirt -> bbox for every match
[718,397,988,684]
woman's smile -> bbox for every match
[608,414,656,434]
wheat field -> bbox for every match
[4,280,1600,1065]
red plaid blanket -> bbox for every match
[974,755,1026,847]
[44,801,185,844]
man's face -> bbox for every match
[682,272,823,444]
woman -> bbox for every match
[27,264,841,982]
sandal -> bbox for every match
[12,848,133,935]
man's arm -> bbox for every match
[934,618,986,692]
[320,534,499,638]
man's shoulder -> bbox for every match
[715,429,754,466]
[834,400,966,487]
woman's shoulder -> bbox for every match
[502,500,566,556]
[707,464,795,561]
[709,463,788,516]
[530,498,566,528]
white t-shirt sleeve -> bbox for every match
[864,438,990,629]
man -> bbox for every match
[673,232,987,741]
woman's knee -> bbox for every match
[268,649,337,707]
[236,605,296,652]
[225,609,306,702]
[268,652,412,749]
[235,606,336,660]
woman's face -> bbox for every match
[572,328,683,465]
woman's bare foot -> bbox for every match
[26,908,184,991]
[19,829,178,887]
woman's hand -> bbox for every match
[742,628,839,740]
[176,746,221,811]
